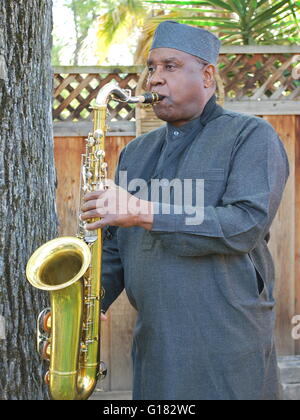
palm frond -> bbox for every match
[145,0,300,45]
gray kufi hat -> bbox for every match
[150,21,221,65]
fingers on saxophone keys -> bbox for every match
[81,199,98,212]
[79,208,107,222]
[83,190,106,202]
[85,220,107,231]
[80,210,95,222]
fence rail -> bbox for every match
[53,47,300,137]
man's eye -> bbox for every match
[166,64,176,70]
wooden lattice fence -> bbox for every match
[53,46,300,128]
[219,50,300,101]
[54,69,140,122]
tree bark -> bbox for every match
[0,0,57,400]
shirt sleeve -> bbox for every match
[101,148,126,312]
[150,118,290,257]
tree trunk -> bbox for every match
[0,0,57,400]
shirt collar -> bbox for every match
[166,94,220,140]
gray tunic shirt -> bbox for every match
[101,98,289,400]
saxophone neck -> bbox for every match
[95,81,121,107]
[95,80,164,107]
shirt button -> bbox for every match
[173,131,180,136]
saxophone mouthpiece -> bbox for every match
[138,92,165,104]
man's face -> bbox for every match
[146,48,210,127]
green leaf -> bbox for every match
[248,0,258,16]
[197,0,234,12]
[249,0,296,27]
[252,13,296,33]
[288,0,300,30]
[144,0,212,5]
[257,0,275,8]
[145,0,300,46]
[177,19,239,28]
[176,16,238,22]
[226,0,244,16]
[169,7,231,14]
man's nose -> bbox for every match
[148,67,165,86]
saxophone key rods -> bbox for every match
[26,81,164,400]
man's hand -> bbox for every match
[101,312,108,321]
[80,182,154,231]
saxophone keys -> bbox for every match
[84,295,98,307]
[42,311,52,333]
[96,181,106,190]
[41,341,51,361]
[38,308,51,333]
[94,129,104,140]
[96,150,105,159]
[81,343,88,353]
[85,338,97,345]
[44,371,50,385]
[83,321,93,331]
[86,135,95,147]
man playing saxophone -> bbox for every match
[81,21,289,400]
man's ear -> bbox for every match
[203,64,216,89]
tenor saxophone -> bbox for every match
[26,81,163,400]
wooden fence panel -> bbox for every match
[264,116,297,356]
[295,116,300,355]
[54,137,85,236]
